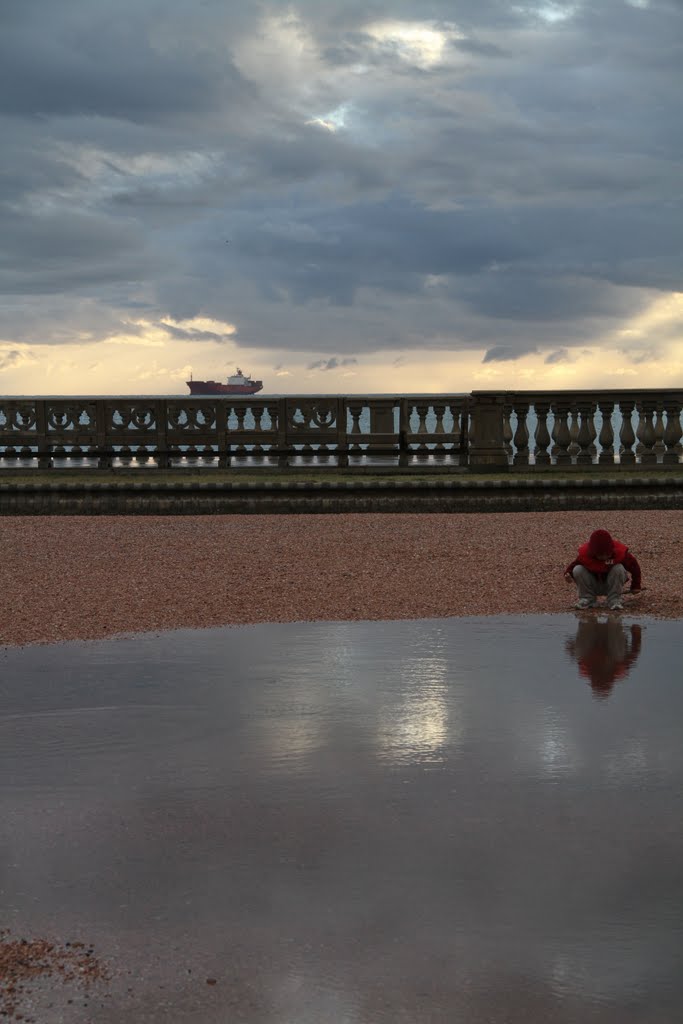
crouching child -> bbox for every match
[565,529,642,611]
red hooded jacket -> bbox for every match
[565,534,642,589]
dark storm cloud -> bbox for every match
[0,0,252,121]
[545,348,572,365]
[0,124,87,206]
[451,37,510,58]
[308,357,358,370]
[0,42,224,121]
[0,206,149,295]
[161,324,234,343]
[0,0,681,363]
[0,350,24,371]
[198,197,672,332]
[483,345,538,363]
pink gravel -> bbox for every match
[1,511,681,648]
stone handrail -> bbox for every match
[0,390,682,469]
[472,389,683,467]
[0,395,469,469]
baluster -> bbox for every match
[458,404,469,467]
[234,405,247,455]
[461,408,474,467]
[223,405,235,464]
[588,405,598,457]
[512,401,530,466]
[638,400,657,464]
[432,403,446,454]
[274,398,287,467]
[348,402,363,452]
[597,400,615,465]
[403,403,417,464]
[398,399,410,467]
[533,401,551,466]
[663,401,683,464]
[415,403,429,459]
[503,403,513,458]
[635,403,646,457]
[551,401,572,464]
[568,406,580,457]
[248,406,261,459]
[260,403,274,468]
[654,403,665,455]
[618,400,636,465]
[576,401,594,465]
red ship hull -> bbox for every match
[187,381,263,396]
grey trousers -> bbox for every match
[572,564,627,605]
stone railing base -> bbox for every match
[2,475,683,515]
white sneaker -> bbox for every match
[608,601,624,611]
[575,598,596,609]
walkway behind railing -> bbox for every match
[1,390,682,470]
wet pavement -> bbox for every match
[1,614,682,1023]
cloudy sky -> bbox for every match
[1,0,681,395]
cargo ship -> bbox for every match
[187,368,263,396]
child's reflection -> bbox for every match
[565,617,642,700]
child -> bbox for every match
[564,528,642,611]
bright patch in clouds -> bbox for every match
[513,3,577,23]
[365,20,463,68]
[109,324,167,347]
[135,363,194,382]
[306,103,351,133]
[536,4,577,23]
[613,291,683,343]
[234,10,320,91]
[102,316,237,348]
[161,316,237,336]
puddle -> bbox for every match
[1,615,682,1022]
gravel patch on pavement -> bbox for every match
[0,931,109,1021]
[1,511,680,648]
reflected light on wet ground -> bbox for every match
[1,614,682,1023]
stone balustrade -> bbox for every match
[487,389,683,468]
[0,390,681,469]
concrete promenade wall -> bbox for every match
[3,474,683,515]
